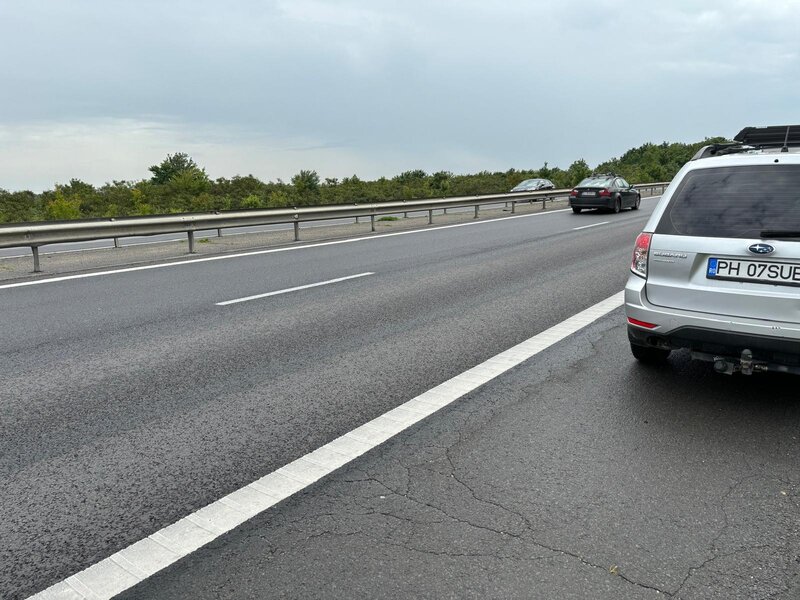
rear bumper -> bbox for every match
[627,324,800,365]
[570,197,614,209]
[625,273,800,363]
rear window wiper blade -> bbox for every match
[760,230,800,238]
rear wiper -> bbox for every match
[760,230,800,238]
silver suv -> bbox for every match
[625,125,800,375]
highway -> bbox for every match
[3,197,799,599]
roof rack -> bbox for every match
[735,125,800,150]
[693,125,800,160]
[691,143,747,160]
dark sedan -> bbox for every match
[569,175,640,214]
[510,178,555,192]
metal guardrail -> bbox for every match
[0,183,669,272]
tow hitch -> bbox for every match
[708,349,768,375]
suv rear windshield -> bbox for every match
[655,165,800,238]
[578,177,613,187]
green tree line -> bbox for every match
[0,139,725,224]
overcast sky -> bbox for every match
[1,0,798,191]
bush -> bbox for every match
[0,139,726,224]
[45,192,82,220]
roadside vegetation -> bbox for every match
[0,138,725,224]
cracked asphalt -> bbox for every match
[3,195,799,599]
[118,312,800,600]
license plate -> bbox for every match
[582,191,596,196]
[707,257,800,287]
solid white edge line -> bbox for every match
[0,207,575,291]
[216,272,375,306]
[28,290,624,600]
[572,221,610,231]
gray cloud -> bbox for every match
[1,0,798,190]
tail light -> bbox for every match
[598,188,612,197]
[631,232,652,278]
[627,317,658,329]
[569,189,578,197]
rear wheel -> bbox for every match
[612,197,621,213]
[572,207,582,214]
[630,343,671,363]
[631,195,640,210]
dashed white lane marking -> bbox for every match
[572,221,610,231]
[28,290,624,600]
[0,207,575,291]
[216,272,375,306]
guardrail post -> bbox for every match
[428,209,433,224]
[113,237,120,248]
[444,208,448,215]
[294,221,300,241]
[541,198,546,210]
[474,205,479,219]
[404,212,408,218]
[355,216,360,224]
[511,201,516,214]
[187,231,196,254]
[370,214,375,232]
[31,246,41,273]
[217,228,222,237]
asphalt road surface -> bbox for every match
[3,197,798,599]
